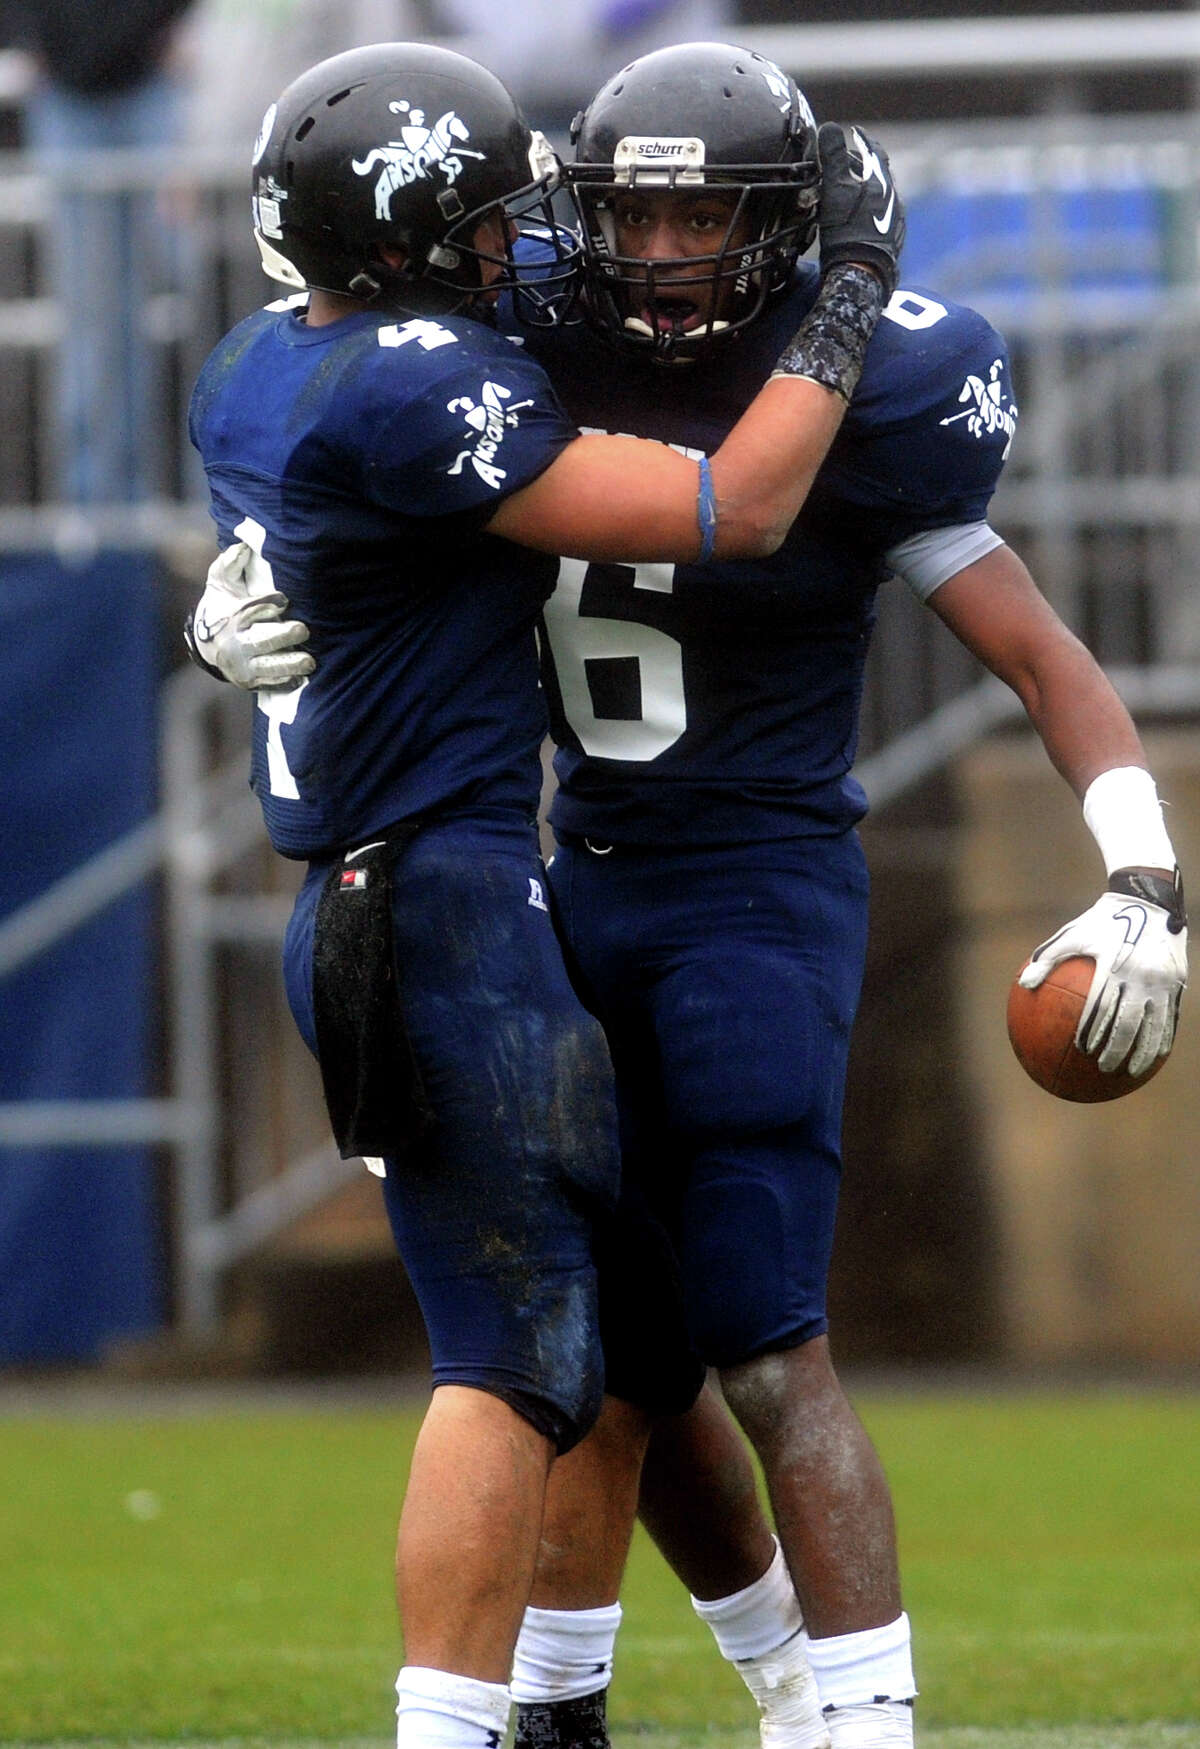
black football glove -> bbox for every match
[816,122,905,299]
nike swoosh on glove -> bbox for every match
[188,541,314,691]
[816,121,906,297]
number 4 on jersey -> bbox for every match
[234,514,308,799]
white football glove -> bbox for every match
[1018,870,1188,1077]
[190,541,314,691]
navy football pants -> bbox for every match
[284,813,620,1453]
[548,830,869,1398]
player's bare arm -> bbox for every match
[483,378,844,564]
[929,541,1186,1073]
[928,542,1152,802]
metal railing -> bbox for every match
[734,10,1200,81]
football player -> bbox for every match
[185,39,904,1749]
[498,43,1188,1749]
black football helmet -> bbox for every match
[251,42,580,323]
[567,41,820,360]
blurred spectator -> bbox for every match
[179,0,419,158]
[9,0,198,503]
[429,0,734,143]
[182,1,731,158]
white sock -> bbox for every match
[394,1666,511,1749]
[820,1699,914,1748]
[692,1542,828,1749]
[807,1614,916,1748]
[690,1537,804,1660]
[510,1603,622,1704]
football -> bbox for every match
[1006,954,1168,1102]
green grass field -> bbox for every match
[2,1384,1198,1746]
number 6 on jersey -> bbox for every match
[542,557,687,762]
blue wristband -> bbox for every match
[696,456,717,562]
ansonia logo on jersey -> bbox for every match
[352,101,486,219]
[939,358,1018,458]
[445,380,534,489]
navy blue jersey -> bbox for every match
[512,263,1017,845]
[189,296,578,859]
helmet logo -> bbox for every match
[613,136,705,186]
[352,102,486,219]
[445,381,534,490]
[757,57,814,127]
